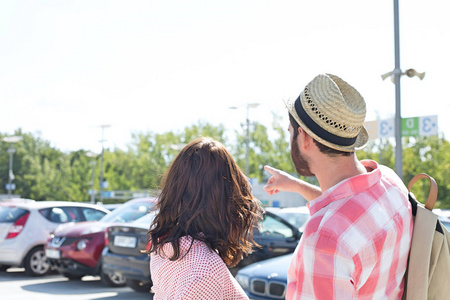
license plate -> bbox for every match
[113,235,137,248]
[45,249,61,259]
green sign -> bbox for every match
[401,117,419,137]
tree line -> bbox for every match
[1,116,449,207]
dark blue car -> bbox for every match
[101,212,155,293]
[236,253,292,299]
[101,210,302,293]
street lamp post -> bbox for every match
[381,0,425,181]
[2,136,23,198]
[229,103,260,176]
[98,125,110,203]
[86,152,98,204]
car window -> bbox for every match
[82,207,108,221]
[258,214,294,238]
[0,206,28,222]
[275,212,310,230]
[442,221,450,232]
[47,207,70,223]
[101,201,151,223]
[132,211,156,226]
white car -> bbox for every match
[435,209,450,232]
[0,200,110,276]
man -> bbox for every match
[264,74,413,299]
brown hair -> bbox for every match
[149,137,263,267]
[289,113,351,157]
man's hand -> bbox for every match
[263,165,322,201]
[263,165,299,195]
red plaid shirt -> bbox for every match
[287,160,413,300]
[150,236,248,300]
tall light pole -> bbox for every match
[229,103,260,176]
[2,136,23,198]
[98,125,110,203]
[86,152,98,204]
[381,0,425,181]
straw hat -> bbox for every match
[284,74,369,152]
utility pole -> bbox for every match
[393,0,404,180]
[98,125,110,203]
[229,103,260,176]
[2,136,22,198]
[381,0,424,180]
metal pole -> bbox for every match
[98,125,110,203]
[393,0,403,180]
[89,160,96,204]
[99,136,105,204]
[7,145,14,198]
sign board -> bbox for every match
[5,184,15,191]
[101,191,115,198]
[365,115,438,140]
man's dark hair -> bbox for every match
[289,113,351,157]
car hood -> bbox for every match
[54,221,110,236]
[238,253,293,280]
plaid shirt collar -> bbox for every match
[307,160,381,216]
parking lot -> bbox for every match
[0,268,153,300]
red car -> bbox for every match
[45,197,156,287]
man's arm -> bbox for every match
[263,165,322,201]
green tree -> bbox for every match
[403,136,450,208]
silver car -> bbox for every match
[0,200,110,276]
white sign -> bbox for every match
[365,115,438,140]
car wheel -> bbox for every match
[62,272,84,280]
[0,265,11,272]
[126,278,152,293]
[24,246,51,276]
[100,271,127,287]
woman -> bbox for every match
[149,137,263,299]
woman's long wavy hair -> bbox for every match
[149,137,263,268]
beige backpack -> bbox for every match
[402,173,450,300]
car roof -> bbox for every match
[126,197,157,203]
[0,198,36,204]
[2,200,110,212]
[265,205,310,214]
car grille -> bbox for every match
[250,279,286,299]
[50,236,79,247]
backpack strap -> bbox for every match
[407,173,438,211]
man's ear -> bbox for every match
[298,127,312,151]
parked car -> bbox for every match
[98,203,123,211]
[45,197,156,286]
[236,253,292,299]
[265,206,310,232]
[436,209,450,231]
[102,210,302,293]
[0,201,110,276]
[102,212,156,293]
[0,197,36,204]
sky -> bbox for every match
[1,0,449,154]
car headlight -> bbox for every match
[235,274,250,290]
[76,240,87,251]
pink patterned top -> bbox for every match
[150,235,248,300]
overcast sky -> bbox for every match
[1,0,449,153]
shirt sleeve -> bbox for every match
[296,233,356,299]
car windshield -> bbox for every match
[274,211,310,230]
[131,212,156,226]
[100,201,152,223]
[0,206,28,222]
[442,221,450,232]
